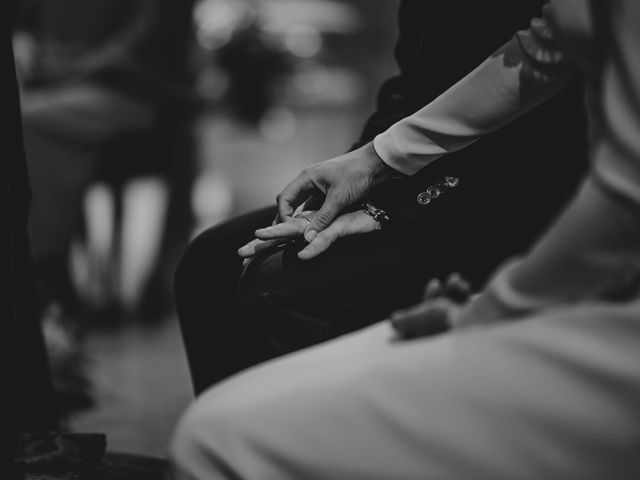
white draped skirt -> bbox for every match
[172,298,640,480]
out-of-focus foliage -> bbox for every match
[193,0,364,124]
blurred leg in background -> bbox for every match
[22,85,156,318]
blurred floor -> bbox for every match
[69,0,398,458]
[69,318,191,458]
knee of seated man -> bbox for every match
[174,208,276,299]
[174,220,255,305]
[237,246,288,301]
[173,232,215,316]
[174,228,221,296]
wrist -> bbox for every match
[362,141,404,185]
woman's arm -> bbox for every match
[374,8,578,175]
[453,0,640,326]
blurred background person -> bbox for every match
[14,0,197,327]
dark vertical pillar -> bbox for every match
[0,3,57,476]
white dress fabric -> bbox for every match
[172,302,640,480]
[171,2,640,478]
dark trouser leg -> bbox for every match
[174,207,276,394]
[234,227,450,361]
[176,164,575,393]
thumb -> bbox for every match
[305,191,345,241]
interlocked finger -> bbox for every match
[254,214,311,240]
[238,237,286,258]
[297,228,339,260]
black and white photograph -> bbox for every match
[3,1,640,478]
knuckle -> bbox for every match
[313,212,332,226]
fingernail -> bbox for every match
[425,278,441,296]
[304,229,317,242]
